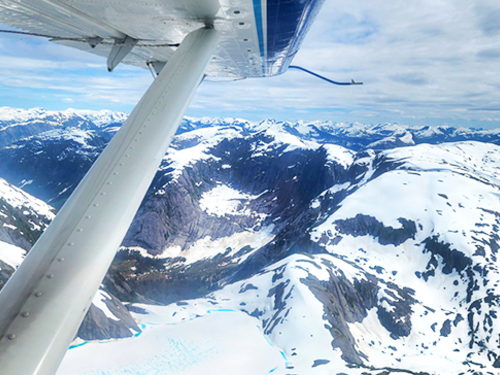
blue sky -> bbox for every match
[1,0,500,128]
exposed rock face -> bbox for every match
[333,214,417,246]
[77,291,141,340]
[375,283,415,339]
[302,264,378,364]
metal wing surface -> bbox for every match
[0,0,325,77]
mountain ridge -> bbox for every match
[2,106,500,151]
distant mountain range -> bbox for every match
[1,107,500,374]
[1,106,500,150]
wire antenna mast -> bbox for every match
[289,65,363,86]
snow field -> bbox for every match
[160,225,275,265]
[0,241,26,268]
[199,185,262,218]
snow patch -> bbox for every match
[0,177,55,221]
[162,225,275,265]
[0,241,26,268]
[92,290,120,322]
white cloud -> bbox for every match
[0,0,499,127]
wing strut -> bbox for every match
[0,26,220,375]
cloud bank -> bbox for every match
[0,0,499,128]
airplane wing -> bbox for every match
[0,0,325,77]
[0,2,325,375]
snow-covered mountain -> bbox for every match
[1,106,499,151]
[0,175,55,292]
[0,177,55,251]
[0,177,140,341]
[0,127,108,207]
[0,107,128,128]
[2,113,500,211]
[0,107,127,149]
[1,108,500,374]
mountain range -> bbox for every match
[1,107,500,374]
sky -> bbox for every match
[0,0,500,128]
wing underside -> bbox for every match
[0,0,325,78]
[0,2,328,375]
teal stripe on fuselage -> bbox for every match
[252,0,266,74]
